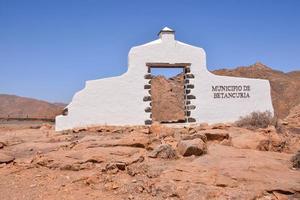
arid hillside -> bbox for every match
[212,62,300,119]
[284,103,300,133]
[151,63,300,122]
[151,74,185,123]
[0,94,65,119]
[1,63,299,122]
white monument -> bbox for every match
[55,27,274,131]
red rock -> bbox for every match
[151,74,185,122]
[200,129,229,141]
[0,153,14,164]
[177,138,207,156]
[181,133,207,142]
[148,144,177,159]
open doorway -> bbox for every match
[151,68,185,123]
[143,63,196,125]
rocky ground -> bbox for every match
[0,122,299,200]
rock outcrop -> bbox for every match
[148,144,177,159]
[0,152,14,164]
[0,122,299,199]
[283,103,300,134]
[177,138,207,156]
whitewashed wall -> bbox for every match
[55,29,274,131]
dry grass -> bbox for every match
[235,111,275,130]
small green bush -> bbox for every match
[235,111,275,130]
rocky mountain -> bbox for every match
[151,62,299,123]
[1,62,298,123]
[0,94,65,119]
[212,62,300,119]
[151,74,185,122]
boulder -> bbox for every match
[268,132,286,152]
[177,138,207,157]
[231,131,267,150]
[118,132,151,148]
[181,133,207,142]
[231,129,287,152]
[201,129,229,141]
[0,152,15,164]
[148,144,177,159]
[256,129,286,152]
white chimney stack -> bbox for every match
[158,27,175,42]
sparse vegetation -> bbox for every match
[235,111,275,130]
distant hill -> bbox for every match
[1,62,298,122]
[212,62,300,119]
[0,94,66,119]
[152,73,185,123]
[151,62,300,122]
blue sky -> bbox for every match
[0,0,299,103]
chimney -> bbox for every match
[158,27,175,42]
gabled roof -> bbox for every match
[158,27,175,35]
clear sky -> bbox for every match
[0,0,299,103]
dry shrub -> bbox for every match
[235,111,275,130]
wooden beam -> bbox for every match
[146,62,191,68]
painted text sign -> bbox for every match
[212,85,251,99]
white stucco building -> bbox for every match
[55,27,274,131]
